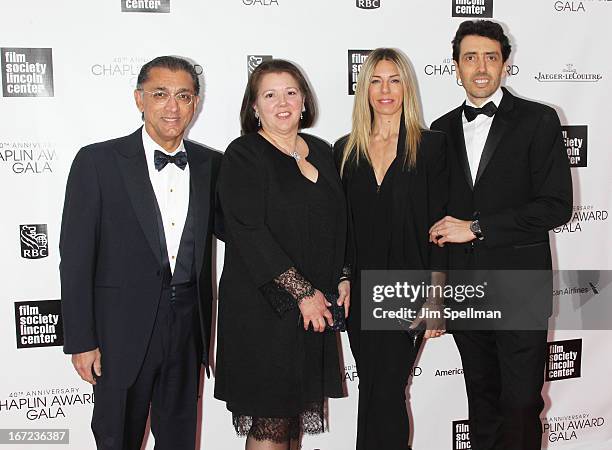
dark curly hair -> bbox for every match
[452,20,512,63]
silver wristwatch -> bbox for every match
[470,219,484,240]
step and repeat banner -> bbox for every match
[1,0,610,449]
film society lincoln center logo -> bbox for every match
[14,300,63,349]
[546,339,582,381]
[1,48,53,97]
[121,0,170,12]
[453,420,471,449]
[452,0,493,17]
[562,125,587,167]
[348,50,372,95]
[20,224,48,259]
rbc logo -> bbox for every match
[247,55,273,75]
[20,224,48,259]
[356,0,380,9]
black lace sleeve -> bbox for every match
[259,267,315,316]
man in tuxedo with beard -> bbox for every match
[429,20,572,450]
[60,56,221,450]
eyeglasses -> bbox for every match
[139,89,196,106]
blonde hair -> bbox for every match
[340,48,423,177]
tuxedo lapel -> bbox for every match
[451,105,474,190]
[474,88,515,187]
[185,141,212,276]
[116,128,162,267]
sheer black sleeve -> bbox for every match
[259,267,315,316]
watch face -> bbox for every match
[470,220,481,236]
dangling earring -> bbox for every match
[301,104,306,121]
[254,110,261,127]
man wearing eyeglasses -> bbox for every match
[60,56,221,450]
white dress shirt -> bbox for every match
[462,87,504,184]
[142,128,190,273]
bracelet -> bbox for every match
[339,265,352,283]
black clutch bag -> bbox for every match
[301,292,347,332]
[322,292,347,332]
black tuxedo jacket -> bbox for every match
[431,88,572,270]
[431,88,572,324]
[60,128,221,388]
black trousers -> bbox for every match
[453,330,548,450]
[349,328,423,450]
[91,284,202,450]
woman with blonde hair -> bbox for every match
[334,48,448,449]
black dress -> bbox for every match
[334,126,448,450]
[215,132,347,441]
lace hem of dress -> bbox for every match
[232,402,325,443]
[259,267,315,316]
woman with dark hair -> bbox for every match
[335,48,448,449]
[215,59,350,450]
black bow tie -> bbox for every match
[464,101,498,122]
[154,150,188,171]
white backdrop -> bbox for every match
[1,0,611,449]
